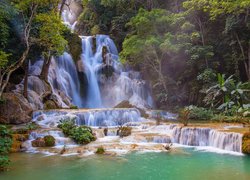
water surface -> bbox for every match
[1,148,250,180]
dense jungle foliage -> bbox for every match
[0,0,249,113]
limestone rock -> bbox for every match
[242,132,250,154]
[0,93,33,124]
[31,137,46,147]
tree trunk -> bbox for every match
[23,60,29,98]
[247,43,250,81]
[40,54,52,82]
[0,47,30,98]
[59,0,67,17]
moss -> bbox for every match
[65,31,82,63]
[96,146,105,154]
[242,132,250,154]
[70,105,78,109]
[44,100,58,110]
[44,135,55,147]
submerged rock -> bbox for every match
[0,93,33,124]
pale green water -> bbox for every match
[1,148,250,180]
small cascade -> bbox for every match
[33,109,142,128]
[172,127,242,152]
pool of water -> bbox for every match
[1,148,250,180]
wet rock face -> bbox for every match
[32,137,46,147]
[242,132,250,154]
[0,93,33,124]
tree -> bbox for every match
[120,9,197,106]
[36,12,67,81]
[0,0,38,98]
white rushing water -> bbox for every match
[171,126,242,153]
[33,109,142,128]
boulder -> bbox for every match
[117,126,132,138]
[44,135,55,147]
[31,137,46,147]
[0,93,33,124]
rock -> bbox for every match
[32,135,56,147]
[10,134,29,153]
[96,146,105,154]
[32,138,46,147]
[117,126,132,138]
[104,128,108,136]
[114,101,149,118]
[44,100,58,110]
[44,135,56,147]
[242,132,250,154]
[0,93,33,124]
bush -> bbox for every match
[58,118,96,145]
[96,146,105,154]
[0,125,12,171]
[44,135,55,147]
[188,106,213,120]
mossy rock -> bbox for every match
[242,132,250,154]
[32,138,46,147]
[114,101,149,118]
[117,127,132,138]
[64,31,82,63]
[96,146,105,154]
[44,100,58,110]
[44,135,55,147]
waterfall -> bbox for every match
[172,127,242,152]
[81,36,103,108]
[33,109,142,128]
[28,53,83,108]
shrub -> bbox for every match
[44,135,55,147]
[188,106,213,120]
[96,146,105,154]
[57,118,96,145]
[178,108,190,126]
[0,125,12,171]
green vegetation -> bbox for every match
[57,118,96,144]
[96,146,105,154]
[44,135,55,147]
[0,125,12,171]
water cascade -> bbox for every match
[172,126,242,152]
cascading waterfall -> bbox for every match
[171,126,242,152]
[81,36,103,108]
[28,52,83,108]
[32,109,142,128]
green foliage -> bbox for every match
[35,12,67,56]
[187,105,214,120]
[204,74,249,111]
[96,146,105,154]
[57,118,96,145]
[0,125,12,171]
[44,135,55,147]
